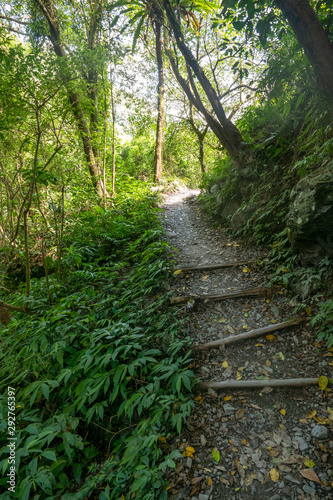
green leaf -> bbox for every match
[212,447,221,463]
[132,15,146,53]
[41,450,57,462]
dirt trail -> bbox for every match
[161,189,332,500]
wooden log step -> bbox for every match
[175,260,258,272]
[170,286,269,305]
[199,378,319,391]
[193,318,302,351]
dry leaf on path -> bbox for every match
[222,360,229,368]
[318,376,329,390]
[207,477,213,486]
[306,409,316,419]
[173,270,182,275]
[300,468,321,484]
[269,468,279,482]
[235,408,245,420]
[186,446,195,453]
[280,409,286,416]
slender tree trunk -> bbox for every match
[275,0,333,106]
[23,211,30,306]
[110,68,116,195]
[154,21,165,182]
[198,134,206,174]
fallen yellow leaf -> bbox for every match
[243,324,248,329]
[306,409,317,419]
[173,269,182,275]
[280,409,286,416]
[305,307,311,315]
[185,446,195,453]
[224,395,233,401]
[299,418,307,423]
[243,267,251,273]
[256,343,264,347]
[222,360,229,368]
[242,439,248,445]
[269,468,279,482]
[207,477,213,486]
[314,416,330,425]
[266,334,276,341]
[318,376,329,390]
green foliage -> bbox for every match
[311,300,333,348]
[0,190,194,499]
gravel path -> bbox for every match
[161,189,333,500]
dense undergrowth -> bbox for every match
[0,187,194,499]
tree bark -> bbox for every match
[274,0,333,106]
[188,104,208,174]
[154,21,165,182]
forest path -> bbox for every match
[161,188,332,500]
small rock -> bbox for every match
[294,436,308,451]
[311,425,329,440]
[302,484,316,495]
[186,458,193,468]
[223,403,236,415]
[198,494,210,500]
[200,434,207,446]
[284,474,301,485]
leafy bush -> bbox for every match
[311,300,333,347]
[0,191,194,499]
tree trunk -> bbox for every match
[34,0,105,197]
[154,21,165,182]
[199,134,206,174]
[274,0,333,106]
[110,70,116,195]
[161,0,249,166]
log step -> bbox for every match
[175,260,258,272]
[199,378,319,391]
[193,318,302,351]
[170,286,269,305]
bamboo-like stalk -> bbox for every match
[193,318,302,351]
[175,259,258,272]
[199,378,319,391]
[170,286,269,305]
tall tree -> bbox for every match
[33,0,108,197]
[273,0,333,106]
[158,0,250,167]
[153,20,165,182]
